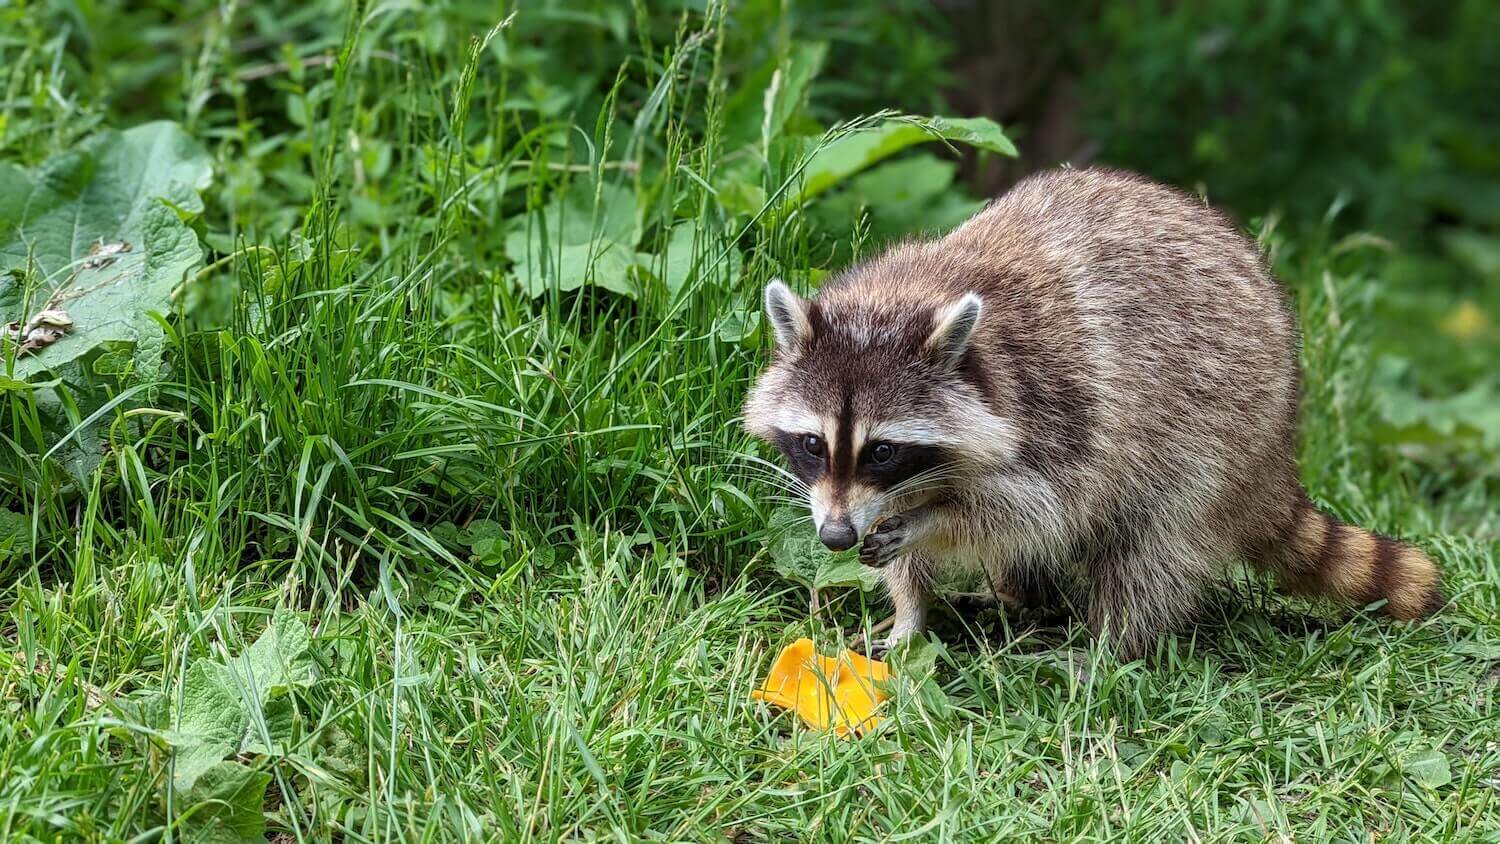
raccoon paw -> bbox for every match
[868,623,921,659]
[858,516,906,567]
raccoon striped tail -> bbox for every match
[1269,497,1443,619]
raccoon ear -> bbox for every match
[925,292,983,368]
[763,279,812,350]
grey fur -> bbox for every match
[744,167,1442,659]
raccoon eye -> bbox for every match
[869,442,896,464]
[801,434,826,458]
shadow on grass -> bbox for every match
[922,582,1399,671]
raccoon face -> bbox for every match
[744,279,1019,550]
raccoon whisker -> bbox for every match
[761,495,810,507]
[746,482,813,507]
[869,470,971,516]
[706,446,783,465]
[770,513,818,532]
[752,479,808,493]
[885,469,962,493]
[724,461,809,489]
[729,462,801,482]
[893,461,967,485]
[720,452,807,489]
[735,461,803,481]
[724,456,782,469]
[881,465,967,499]
[884,470,946,491]
[740,474,811,498]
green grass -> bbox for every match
[2,2,1498,841]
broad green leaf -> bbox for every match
[814,555,882,591]
[241,607,316,694]
[465,519,511,563]
[766,505,824,589]
[0,374,58,392]
[640,223,742,302]
[1114,740,1151,777]
[239,695,295,757]
[766,506,878,592]
[809,154,986,256]
[429,521,464,549]
[658,222,699,298]
[172,662,248,791]
[721,41,828,151]
[181,761,271,844]
[462,518,504,542]
[310,723,366,787]
[1372,357,1500,452]
[793,116,1016,205]
[1403,748,1453,789]
[715,309,760,344]
[0,121,213,381]
[510,240,645,299]
[848,154,958,209]
[717,175,767,217]
[505,181,638,285]
[435,518,512,563]
[886,633,944,678]
[882,634,953,719]
[23,365,112,483]
[169,609,314,790]
[505,180,644,297]
[0,508,27,562]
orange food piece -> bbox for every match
[751,638,890,736]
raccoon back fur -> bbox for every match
[743,167,1442,659]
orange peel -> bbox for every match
[751,638,889,736]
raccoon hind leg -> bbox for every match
[947,561,1074,617]
[1085,530,1216,661]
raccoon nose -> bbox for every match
[819,518,857,552]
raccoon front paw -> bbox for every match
[858,516,906,567]
[868,623,921,659]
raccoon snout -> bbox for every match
[818,518,858,552]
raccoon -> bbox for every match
[743,167,1443,659]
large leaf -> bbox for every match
[766,506,880,592]
[845,154,961,211]
[1371,356,1500,453]
[638,222,743,302]
[1403,748,1453,789]
[1376,746,1455,794]
[0,121,213,381]
[505,181,643,298]
[655,222,699,299]
[171,661,250,793]
[169,609,315,790]
[808,154,987,257]
[180,761,272,844]
[792,116,1016,205]
[510,240,646,299]
[882,634,954,721]
[721,41,828,151]
[0,509,26,562]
